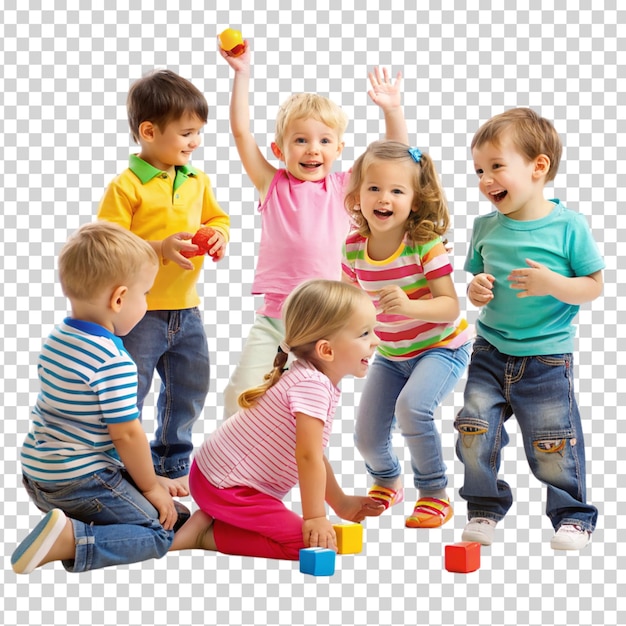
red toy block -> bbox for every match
[444,541,481,573]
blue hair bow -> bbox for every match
[408,147,422,163]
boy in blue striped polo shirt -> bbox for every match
[12,222,186,574]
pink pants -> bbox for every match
[189,461,305,560]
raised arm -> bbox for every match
[367,67,409,145]
[219,41,277,199]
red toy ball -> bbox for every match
[181,227,221,260]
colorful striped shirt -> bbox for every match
[194,360,340,501]
[20,318,140,482]
[342,231,470,361]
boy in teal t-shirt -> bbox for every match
[455,108,604,551]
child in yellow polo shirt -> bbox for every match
[98,69,230,494]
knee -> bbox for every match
[454,415,490,460]
[395,395,432,433]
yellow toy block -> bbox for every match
[333,523,363,554]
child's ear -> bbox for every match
[270,142,284,161]
[314,339,334,363]
[109,285,128,313]
[533,154,551,179]
[138,121,156,143]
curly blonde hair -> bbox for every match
[344,141,450,244]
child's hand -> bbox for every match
[218,38,250,72]
[508,259,554,298]
[333,494,386,523]
[377,284,411,315]
[142,485,178,531]
[367,66,403,112]
[302,516,337,551]
[468,273,495,307]
[205,229,227,262]
[161,232,197,270]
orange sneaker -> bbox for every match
[405,497,453,528]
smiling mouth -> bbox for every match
[301,162,322,169]
[373,209,393,218]
[490,190,508,203]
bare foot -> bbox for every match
[169,510,216,552]
[156,475,190,497]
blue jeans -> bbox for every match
[355,343,471,493]
[22,468,174,572]
[122,308,210,478]
[454,337,598,532]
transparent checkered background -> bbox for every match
[1,1,624,625]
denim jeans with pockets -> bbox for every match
[454,337,598,532]
[23,467,174,572]
[122,308,210,478]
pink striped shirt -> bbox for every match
[342,231,470,360]
[194,360,340,500]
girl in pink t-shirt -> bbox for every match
[219,39,409,418]
[170,280,385,560]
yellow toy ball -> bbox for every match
[219,28,245,56]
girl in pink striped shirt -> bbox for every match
[342,141,472,530]
[170,280,385,560]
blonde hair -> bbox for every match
[59,222,158,301]
[345,141,450,244]
[471,107,562,183]
[238,279,366,408]
[274,93,348,151]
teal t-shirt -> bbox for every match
[464,199,604,356]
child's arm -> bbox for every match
[219,41,277,201]
[294,412,337,551]
[108,419,178,530]
[508,261,603,305]
[98,186,197,270]
[367,67,408,145]
[378,274,460,322]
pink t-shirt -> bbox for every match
[252,169,351,318]
[194,360,341,501]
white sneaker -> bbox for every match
[462,517,497,546]
[550,524,591,550]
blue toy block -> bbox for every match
[299,547,336,576]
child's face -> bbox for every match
[323,296,379,386]
[113,261,158,337]
[274,118,344,181]
[472,133,546,220]
[140,112,204,172]
[357,159,415,239]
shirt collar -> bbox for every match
[63,317,125,350]
[129,154,198,184]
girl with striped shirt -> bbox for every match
[342,141,472,530]
[170,280,385,560]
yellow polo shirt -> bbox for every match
[98,155,230,310]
